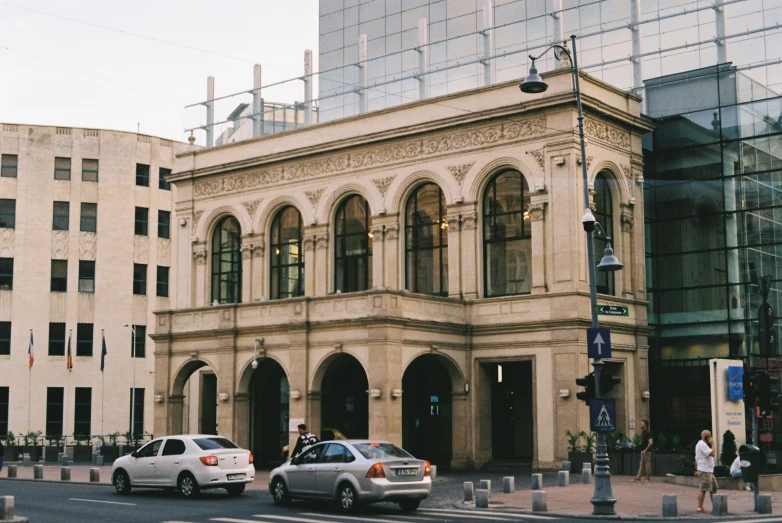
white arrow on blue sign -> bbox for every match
[587,327,612,359]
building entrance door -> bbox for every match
[321,354,368,439]
[200,373,217,435]
[489,361,533,460]
[402,355,452,467]
[249,359,290,465]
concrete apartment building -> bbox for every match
[155,67,652,469]
[0,123,185,444]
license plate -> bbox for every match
[396,468,418,476]
[227,473,245,481]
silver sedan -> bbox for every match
[269,440,431,512]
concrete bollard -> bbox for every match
[95,455,104,466]
[532,491,547,512]
[583,462,592,471]
[7,465,17,478]
[558,470,569,487]
[479,479,491,497]
[502,476,514,493]
[531,473,543,490]
[662,494,678,517]
[90,468,100,483]
[475,489,489,509]
[91,453,97,465]
[60,467,71,481]
[58,454,68,466]
[756,494,773,514]
[582,468,592,484]
[33,465,43,479]
[430,465,437,480]
[22,454,30,466]
[712,494,728,516]
[463,481,474,502]
[561,460,571,472]
[0,495,15,520]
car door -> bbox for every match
[316,443,355,495]
[286,443,324,496]
[154,438,186,486]
[130,440,163,485]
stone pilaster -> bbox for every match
[240,238,253,303]
[529,200,547,294]
[303,231,316,297]
[252,237,265,300]
[370,223,384,288]
[193,245,207,307]
[446,211,462,298]
[460,207,478,299]
[620,204,634,299]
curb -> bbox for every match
[450,499,781,520]
[0,477,111,487]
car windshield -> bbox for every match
[193,437,238,450]
[353,442,412,459]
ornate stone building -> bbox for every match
[154,67,653,469]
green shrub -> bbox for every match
[657,433,669,453]
[720,430,737,466]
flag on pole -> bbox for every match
[66,332,72,371]
[28,331,34,369]
[100,332,107,372]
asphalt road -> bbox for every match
[3,479,782,523]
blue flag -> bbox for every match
[100,332,107,372]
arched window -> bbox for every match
[593,172,615,295]
[211,216,241,303]
[270,206,304,300]
[334,195,372,292]
[405,183,448,296]
[483,169,531,297]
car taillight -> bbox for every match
[423,461,431,477]
[199,455,218,466]
[365,462,385,478]
[249,453,254,464]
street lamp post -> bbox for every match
[124,324,136,443]
[520,34,624,516]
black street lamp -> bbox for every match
[520,35,623,516]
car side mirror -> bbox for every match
[130,451,137,458]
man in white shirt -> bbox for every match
[695,430,718,514]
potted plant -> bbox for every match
[23,431,42,462]
[72,433,92,462]
[652,432,688,476]
[102,432,120,463]
[3,431,16,461]
[566,430,593,472]
[44,434,62,462]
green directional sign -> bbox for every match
[598,305,629,317]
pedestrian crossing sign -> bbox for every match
[590,398,616,432]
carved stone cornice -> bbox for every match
[305,188,325,208]
[193,117,546,198]
[446,162,475,185]
[303,235,315,251]
[384,223,399,240]
[462,213,477,230]
[372,176,396,196]
[315,233,329,250]
[584,118,630,150]
[528,202,546,221]
[242,199,260,218]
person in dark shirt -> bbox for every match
[290,423,319,460]
[632,420,653,482]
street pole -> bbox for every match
[570,34,617,515]
[131,326,136,444]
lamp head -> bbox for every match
[519,58,548,94]
[597,243,624,272]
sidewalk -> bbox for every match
[1,463,271,491]
[467,475,782,518]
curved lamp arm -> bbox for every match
[529,43,571,64]
[593,221,612,242]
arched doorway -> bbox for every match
[170,359,218,436]
[321,354,368,439]
[249,359,290,465]
[402,356,452,467]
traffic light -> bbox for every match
[599,372,622,396]
[744,373,758,406]
[757,373,781,417]
[576,373,595,405]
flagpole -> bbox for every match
[63,328,71,457]
[27,329,32,435]
[101,329,105,438]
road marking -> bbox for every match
[68,498,136,506]
[420,508,552,520]
[723,519,782,523]
[302,512,440,522]
[252,516,346,523]
[212,519,263,523]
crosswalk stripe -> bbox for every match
[301,512,440,522]
[420,508,552,520]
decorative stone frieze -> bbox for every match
[305,188,325,208]
[584,118,630,150]
[51,230,67,259]
[193,117,546,197]
[242,200,260,219]
[446,162,475,185]
[80,232,96,261]
[372,176,396,197]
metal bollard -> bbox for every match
[95,455,104,466]
[712,493,728,516]
[558,470,569,487]
[479,479,491,497]
[662,494,678,517]
[532,491,547,512]
[7,465,17,478]
[58,454,68,466]
[502,476,514,493]
[61,467,71,481]
[22,454,30,466]
[0,495,16,520]
[531,473,543,490]
[583,462,592,471]
[430,464,437,480]
[90,468,100,483]
[756,494,773,514]
[561,460,571,472]
[463,482,474,502]
[33,465,43,479]
[582,468,592,484]
[91,453,97,465]
[475,489,489,509]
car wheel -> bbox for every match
[113,470,131,495]
[271,477,291,506]
[178,472,200,499]
[399,499,420,512]
[226,483,246,497]
[337,482,359,512]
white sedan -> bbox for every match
[112,434,255,498]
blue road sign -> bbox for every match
[590,398,616,432]
[587,327,612,359]
[727,366,744,401]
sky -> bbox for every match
[0,0,320,141]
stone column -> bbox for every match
[252,237,265,301]
[447,211,462,298]
[193,246,207,307]
[529,201,547,294]
[303,232,316,296]
[315,232,329,295]
[460,208,479,299]
[175,209,194,309]
[370,215,400,290]
[451,391,469,468]
[620,205,634,299]
[168,395,184,435]
[371,223,384,288]
[367,326,402,442]
[241,241,253,303]
[384,221,400,290]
